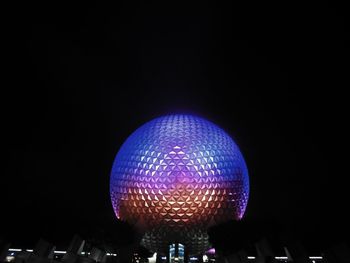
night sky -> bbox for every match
[2,0,349,253]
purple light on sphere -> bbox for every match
[110,114,249,253]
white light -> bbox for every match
[309,256,323,259]
[247,256,255,259]
[275,257,288,259]
[5,256,15,262]
[9,248,118,257]
[148,252,157,263]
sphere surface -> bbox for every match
[110,115,249,253]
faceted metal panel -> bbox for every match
[110,115,249,253]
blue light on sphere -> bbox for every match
[110,114,249,253]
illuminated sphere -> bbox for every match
[110,115,249,253]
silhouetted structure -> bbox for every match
[14,239,55,263]
[255,238,275,262]
[62,235,85,263]
[283,240,309,263]
[1,240,11,262]
[322,243,350,263]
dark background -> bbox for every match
[2,0,349,254]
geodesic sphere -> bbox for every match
[110,114,249,252]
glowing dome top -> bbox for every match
[110,114,249,253]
